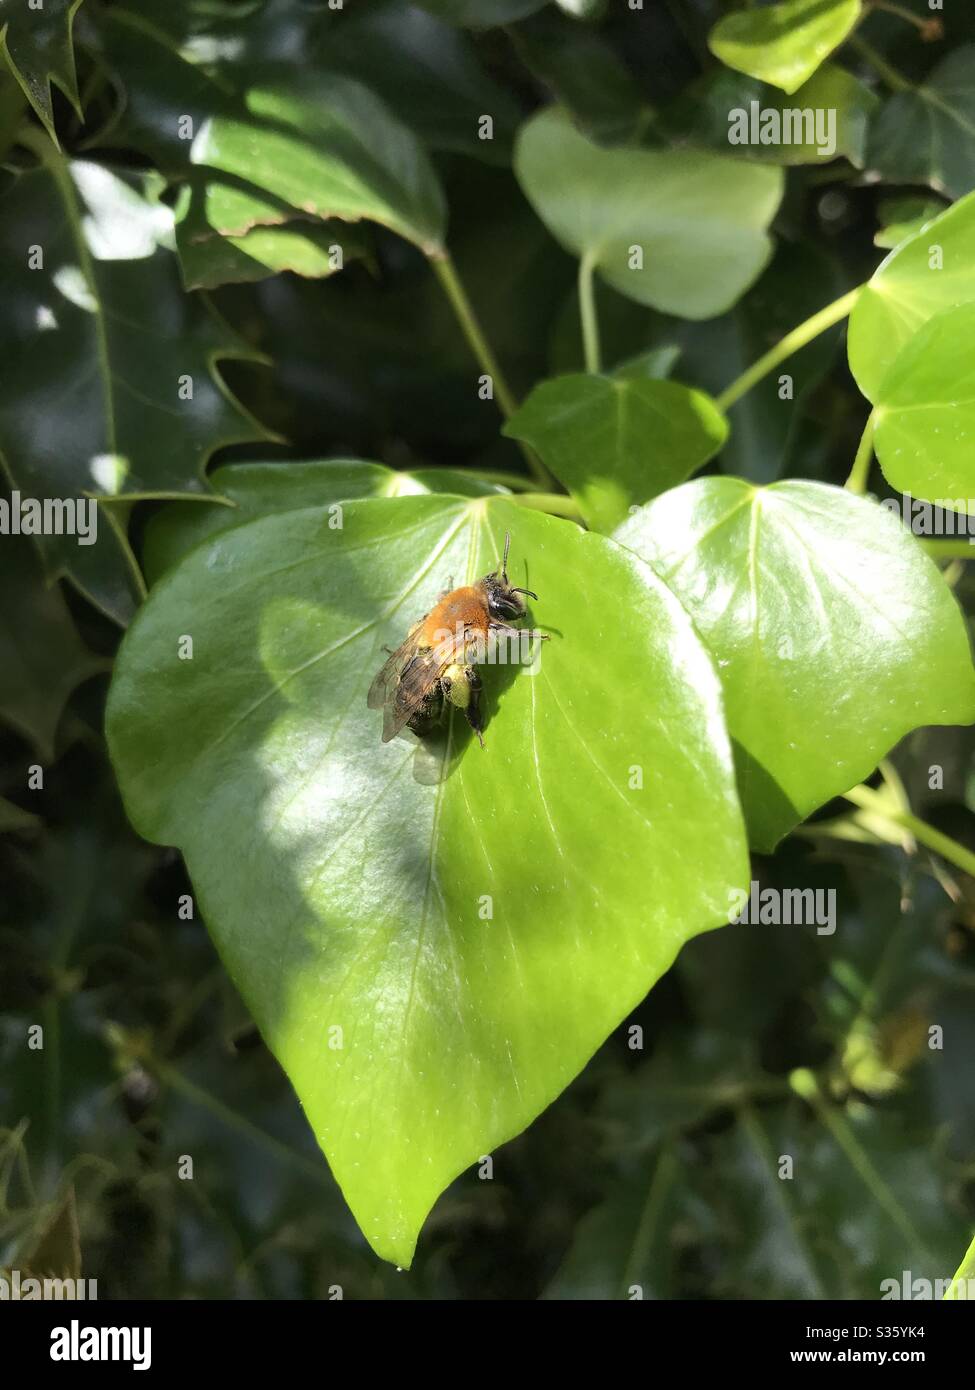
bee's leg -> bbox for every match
[464,666,485,748]
[438,576,455,600]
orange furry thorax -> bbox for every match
[420,585,490,644]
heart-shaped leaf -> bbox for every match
[0,153,264,622]
[868,47,975,200]
[847,190,975,402]
[142,459,509,583]
[514,106,783,320]
[615,478,975,850]
[503,375,728,532]
[98,8,447,257]
[873,303,975,510]
[0,0,84,144]
[708,0,861,96]
[106,494,749,1265]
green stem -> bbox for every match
[845,409,877,494]
[578,252,602,375]
[843,784,975,879]
[869,0,936,35]
[791,1069,927,1252]
[429,252,519,419]
[716,287,862,412]
[429,251,555,490]
[513,492,585,521]
[848,34,914,92]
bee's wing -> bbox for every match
[367,624,463,743]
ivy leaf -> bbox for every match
[142,459,509,583]
[514,106,783,321]
[615,478,975,850]
[708,0,862,96]
[868,47,975,200]
[97,8,447,259]
[874,196,945,250]
[0,0,84,144]
[106,494,749,1265]
[0,153,266,622]
[847,190,975,402]
[873,303,975,510]
[504,375,728,532]
[664,63,878,168]
[0,530,106,763]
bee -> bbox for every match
[367,532,548,748]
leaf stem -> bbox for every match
[429,251,555,490]
[429,251,519,418]
[843,783,975,879]
[845,409,877,494]
[715,287,862,412]
[847,34,914,92]
[578,252,602,375]
[869,0,939,37]
[790,1069,927,1252]
[512,492,585,521]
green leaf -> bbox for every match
[847,190,975,402]
[173,180,369,291]
[945,1232,975,1299]
[97,8,447,257]
[504,375,728,532]
[874,196,944,250]
[666,63,878,167]
[615,478,975,850]
[0,531,105,762]
[508,11,647,143]
[868,47,975,200]
[514,106,784,320]
[0,150,265,622]
[142,459,509,584]
[708,0,862,96]
[0,0,83,144]
[106,494,749,1265]
[873,303,975,510]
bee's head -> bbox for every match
[482,531,537,620]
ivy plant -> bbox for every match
[4,0,975,1282]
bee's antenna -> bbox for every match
[501,530,511,582]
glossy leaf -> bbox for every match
[873,303,975,510]
[868,47,975,200]
[847,190,975,402]
[514,106,783,320]
[615,478,975,849]
[0,154,265,622]
[106,494,750,1265]
[874,196,944,250]
[504,374,728,532]
[142,459,509,584]
[98,8,447,257]
[708,0,862,96]
[0,0,83,144]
